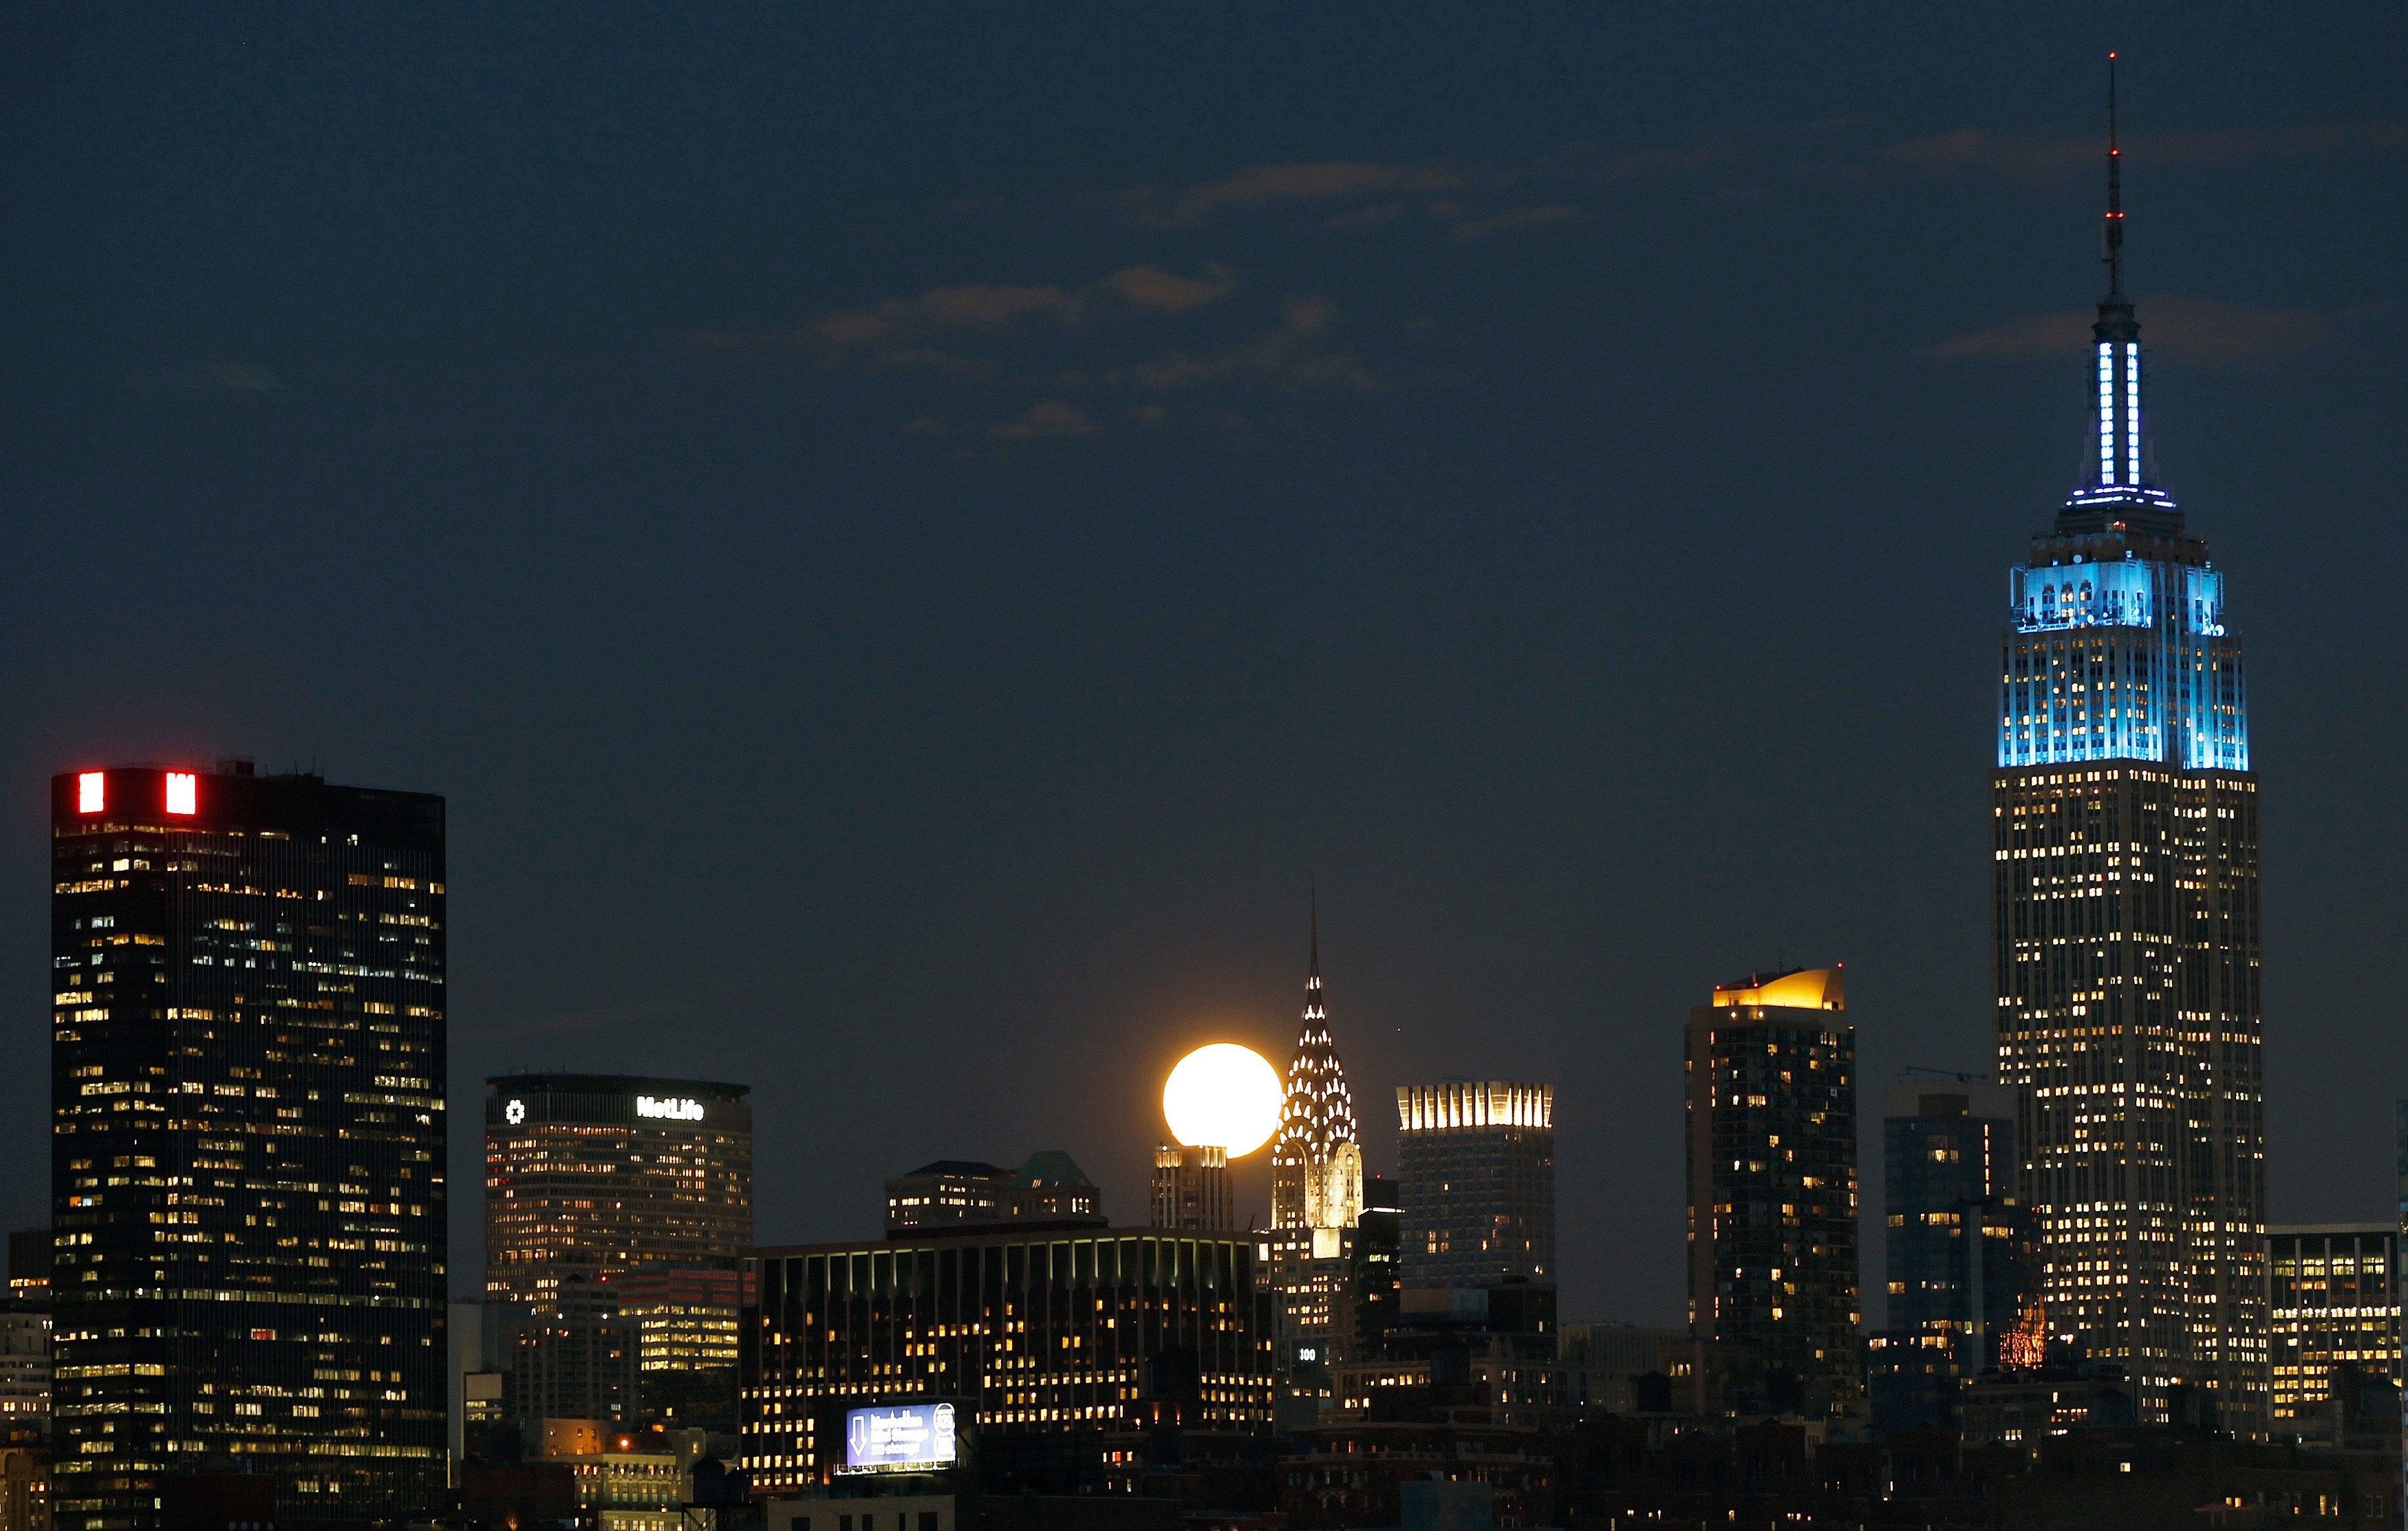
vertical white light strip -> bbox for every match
[2097,343,2116,485]
[2124,342,2141,486]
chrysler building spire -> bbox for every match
[1271,887,1361,1232]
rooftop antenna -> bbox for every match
[1309,877,1319,978]
[2103,50,2125,299]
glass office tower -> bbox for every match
[1990,103,2268,1433]
[50,763,447,1526]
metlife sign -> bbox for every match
[841,1402,958,1475]
[636,1095,705,1121]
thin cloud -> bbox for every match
[991,400,1097,440]
[1928,309,2092,358]
[1447,204,1583,243]
[687,266,1240,376]
[1106,264,1237,314]
[1324,202,1406,230]
[1931,295,2340,365]
[813,283,1084,349]
[1133,297,1374,392]
[1887,122,2408,183]
[1138,160,1464,226]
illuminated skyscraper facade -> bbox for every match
[2266,1224,2398,1438]
[1270,904,1362,1238]
[49,763,447,1525]
[1868,1081,2041,1430]
[1149,1146,1231,1231]
[484,1075,752,1425]
[1990,78,2267,1433]
[1684,968,1860,1415]
[482,1074,753,1304]
[741,1228,1276,1493]
[1262,911,1366,1414]
[1395,1082,1554,1291]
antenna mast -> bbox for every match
[2103,51,2125,298]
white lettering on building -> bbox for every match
[636,1095,705,1121]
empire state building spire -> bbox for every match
[1990,54,2268,1435]
[2103,51,2127,305]
[2086,52,2150,500]
[1271,885,1362,1232]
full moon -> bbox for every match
[1162,1043,1284,1157]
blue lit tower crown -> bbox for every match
[1990,58,2268,1438]
[1997,96,2245,773]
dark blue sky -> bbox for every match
[5,3,2404,1323]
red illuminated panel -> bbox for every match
[77,772,105,813]
[164,773,198,816]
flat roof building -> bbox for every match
[2268,1223,2399,1442]
[1395,1082,1554,1292]
[741,1225,1276,1497]
[49,762,447,1525]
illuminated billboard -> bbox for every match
[841,1402,958,1475]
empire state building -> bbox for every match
[1990,66,2266,1435]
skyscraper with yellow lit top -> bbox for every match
[1684,967,1860,1415]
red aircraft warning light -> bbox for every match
[77,772,105,813]
[164,773,198,815]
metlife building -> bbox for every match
[483,1073,753,1303]
[480,1074,753,1424]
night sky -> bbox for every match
[6,4,2405,1327]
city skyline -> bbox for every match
[6,8,2405,1341]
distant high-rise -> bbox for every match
[484,1073,752,1301]
[1151,1145,1232,1230]
[885,1159,1013,1228]
[886,1152,1106,1234]
[1262,906,1366,1415]
[0,1301,49,1429]
[6,1234,48,1303]
[2,1229,50,1431]
[1869,1080,2040,1430]
[49,762,447,1525]
[1271,895,1362,1237]
[1684,967,1860,1415]
[1347,1176,1403,1362]
[484,1074,753,1424]
[2268,1223,2400,1442]
[1990,66,2266,1433]
[1395,1082,1554,1290]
